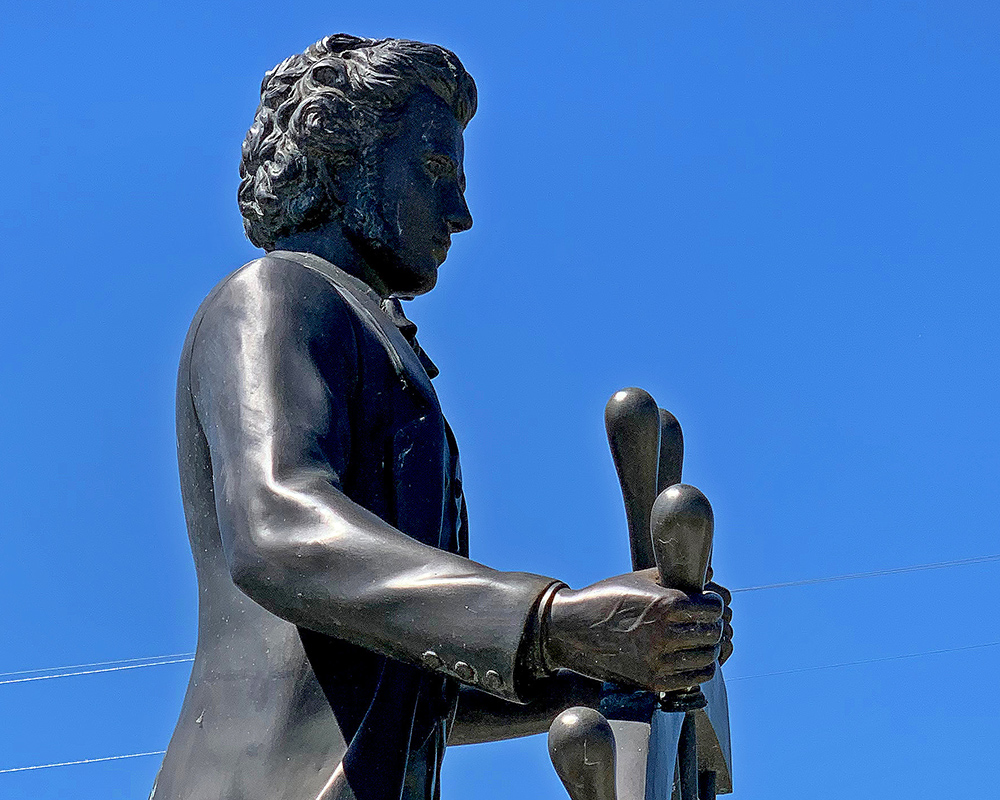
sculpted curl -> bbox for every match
[238,34,478,249]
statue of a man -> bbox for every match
[154,34,731,800]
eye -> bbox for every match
[423,154,458,185]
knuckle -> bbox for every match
[650,594,675,617]
[637,567,660,583]
[702,591,725,613]
[661,587,686,606]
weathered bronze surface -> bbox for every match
[153,35,731,800]
[549,707,618,800]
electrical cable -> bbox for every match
[2,551,999,777]
[0,652,195,681]
[731,553,1000,593]
[727,640,1000,682]
[1,552,997,687]
[0,656,195,687]
[0,750,166,775]
[5,639,1000,776]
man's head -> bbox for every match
[239,35,477,292]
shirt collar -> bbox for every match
[381,296,440,379]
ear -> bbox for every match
[329,156,371,207]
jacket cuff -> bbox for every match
[415,574,565,704]
[513,581,567,699]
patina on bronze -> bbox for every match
[153,34,731,800]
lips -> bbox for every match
[430,235,451,264]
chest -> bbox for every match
[328,323,462,553]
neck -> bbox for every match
[272,222,391,298]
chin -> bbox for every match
[401,274,438,298]
[389,262,439,298]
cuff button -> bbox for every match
[483,670,504,692]
[454,661,476,682]
[421,651,444,670]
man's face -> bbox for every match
[343,90,473,297]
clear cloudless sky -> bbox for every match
[1,1,998,798]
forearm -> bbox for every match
[448,670,604,745]
[222,472,557,702]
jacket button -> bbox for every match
[421,651,444,670]
[454,661,476,682]
[483,670,504,692]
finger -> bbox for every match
[656,662,717,692]
[668,592,723,623]
[658,644,721,673]
[719,639,734,666]
[705,581,731,606]
[662,621,724,650]
[654,645,722,680]
[719,620,734,666]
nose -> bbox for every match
[444,186,473,234]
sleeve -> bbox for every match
[189,256,557,702]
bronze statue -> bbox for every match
[153,34,732,800]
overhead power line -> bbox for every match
[0,750,166,775]
[727,640,1000,682]
[0,656,195,687]
[731,553,1000,594]
[5,638,1000,777]
[1,552,997,688]
[0,652,195,682]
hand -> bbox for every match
[542,569,723,693]
[705,577,733,666]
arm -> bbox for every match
[450,582,733,743]
[190,257,555,702]
[191,257,725,709]
[449,570,731,743]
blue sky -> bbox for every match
[1,1,998,797]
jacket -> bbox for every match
[152,250,557,800]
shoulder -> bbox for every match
[185,254,363,374]
[218,253,350,312]
[196,254,361,338]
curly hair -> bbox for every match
[238,34,478,250]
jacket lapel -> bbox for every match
[268,250,439,410]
